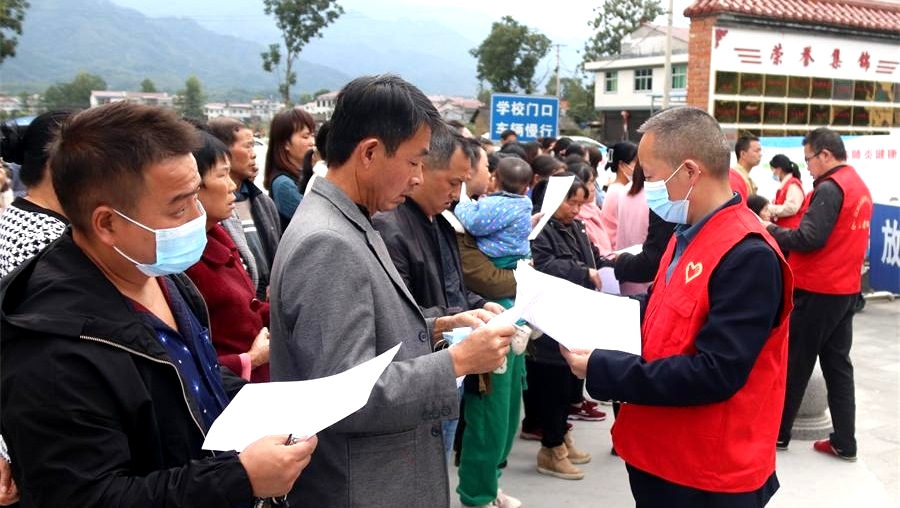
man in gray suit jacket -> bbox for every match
[269,74,515,508]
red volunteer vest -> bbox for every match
[728,168,748,202]
[773,176,805,229]
[789,165,872,294]
[612,203,793,493]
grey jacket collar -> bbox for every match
[311,177,422,314]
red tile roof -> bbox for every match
[684,0,900,33]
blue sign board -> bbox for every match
[869,202,900,294]
[489,93,559,142]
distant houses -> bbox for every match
[1,88,482,126]
[203,99,284,124]
[301,91,339,121]
[89,91,175,109]
[300,90,482,124]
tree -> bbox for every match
[178,76,205,119]
[261,0,343,105]
[470,16,551,94]
[546,77,597,126]
[43,72,107,108]
[583,0,664,64]
[0,0,29,64]
[140,78,158,93]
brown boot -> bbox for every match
[564,431,591,465]
[537,445,584,480]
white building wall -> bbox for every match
[591,53,690,110]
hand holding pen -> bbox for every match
[241,433,318,506]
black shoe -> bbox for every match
[498,459,507,469]
[776,440,789,451]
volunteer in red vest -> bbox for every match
[767,154,806,229]
[732,134,761,196]
[560,107,792,508]
[766,128,872,462]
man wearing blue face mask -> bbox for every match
[559,107,793,508]
[0,102,317,507]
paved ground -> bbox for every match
[448,298,900,507]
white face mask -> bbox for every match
[113,203,208,277]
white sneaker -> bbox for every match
[492,489,522,508]
[467,488,522,508]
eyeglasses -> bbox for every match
[804,150,822,164]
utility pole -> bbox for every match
[554,43,566,98]
[662,0,674,108]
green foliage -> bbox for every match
[178,76,205,119]
[545,77,597,125]
[140,78,157,93]
[470,16,551,94]
[583,0,664,64]
[0,0,29,63]
[262,0,344,105]
[43,72,106,108]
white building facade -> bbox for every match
[89,91,175,109]
[585,24,690,142]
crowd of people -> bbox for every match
[0,73,873,508]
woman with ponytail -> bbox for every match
[768,154,806,228]
[599,141,638,249]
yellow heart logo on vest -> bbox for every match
[685,262,703,284]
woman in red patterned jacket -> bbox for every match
[186,131,271,382]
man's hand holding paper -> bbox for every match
[489,261,641,355]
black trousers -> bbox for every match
[569,373,584,405]
[524,358,572,448]
[778,289,857,454]
[627,464,779,508]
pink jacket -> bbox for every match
[616,185,651,295]
[576,201,613,257]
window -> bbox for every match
[671,64,687,90]
[634,68,653,92]
[604,71,618,93]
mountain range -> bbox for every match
[0,0,593,99]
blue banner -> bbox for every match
[869,202,900,294]
[489,93,559,142]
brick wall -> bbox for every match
[687,15,718,110]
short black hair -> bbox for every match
[734,133,760,160]
[193,131,231,178]
[50,102,201,231]
[500,129,517,141]
[531,154,565,179]
[207,117,248,148]
[499,142,526,159]
[803,128,847,161]
[495,157,532,194]
[5,110,75,188]
[326,74,442,167]
[747,194,770,217]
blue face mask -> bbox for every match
[113,203,208,277]
[644,162,694,225]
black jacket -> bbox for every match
[373,199,487,317]
[0,232,251,507]
[531,217,601,366]
[614,209,677,284]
